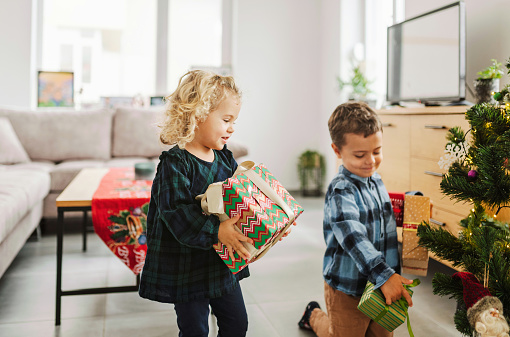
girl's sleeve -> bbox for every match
[154,155,220,250]
[327,187,395,289]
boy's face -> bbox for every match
[193,92,241,151]
[332,131,383,178]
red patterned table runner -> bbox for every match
[91,167,151,275]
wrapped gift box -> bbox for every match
[388,192,405,227]
[402,195,430,276]
[358,279,419,332]
[198,162,304,274]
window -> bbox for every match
[40,0,226,106]
[41,0,157,106]
[363,0,403,105]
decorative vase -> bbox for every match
[474,78,499,104]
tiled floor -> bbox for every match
[0,197,461,336]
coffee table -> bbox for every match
[54,168,140,326]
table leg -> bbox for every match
[55,208,64,326]
[82,211,88,252]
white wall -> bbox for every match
[232,0,324,190]
[320,0,343,186]
[232,0,365,191]
[0,0,36,108]
[405,0,510,102]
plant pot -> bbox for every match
[474,78,499,104]
[298,151,325,197]
[300,166,323,196]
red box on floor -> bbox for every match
[388,192,405,227]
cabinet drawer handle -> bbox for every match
[424,170,443,177]
[430,218,445,226]
[424,125,447,129]
[382,123,393,127]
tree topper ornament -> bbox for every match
[453,272,509,337]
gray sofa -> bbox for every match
[0,106,248,279]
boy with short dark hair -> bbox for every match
[299,102,413,337]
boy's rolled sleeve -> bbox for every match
[370,261,395,290]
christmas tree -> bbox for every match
[417,58,510,336]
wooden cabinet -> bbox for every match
[377,106,472,270]
[377,115,411,192]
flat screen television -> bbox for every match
[386,1,466,105]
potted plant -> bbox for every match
[493,57,510,108]
[337,65,374,104]
[297,150,326,197]
[474,59,503,104]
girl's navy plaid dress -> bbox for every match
[139,145,249,303]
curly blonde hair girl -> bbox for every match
[159,70,242,148]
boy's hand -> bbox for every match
[218,215,254,261]
[380,274,414,307]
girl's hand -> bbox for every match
[218,215,254,261]
[380,274,414,307]
[279,221,298,241]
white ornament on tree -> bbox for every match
[438,141,470,170]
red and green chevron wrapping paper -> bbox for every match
[213,164,304,274]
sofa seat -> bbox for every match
[0,169,50,242]
[0,168,50,276]
[49,160,106,192]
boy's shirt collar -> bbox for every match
[339,165,380,184]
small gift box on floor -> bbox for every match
[197,161,304,274]
[389,192,405,227]
[357,279,420,334]
[402,195,430,276]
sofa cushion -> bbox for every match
[104,157,152,168]
[0,108,113,162]
[50,160,105,192]
[0,169,50,244]
[112,107,170,158]
[227,141,249,160]
[0,117,30,164]
[3,161,55,173]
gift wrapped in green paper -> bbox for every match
[357,279,420,336]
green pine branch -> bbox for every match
[417,224,466,268]
[453,309,472,337]
[416,67,510,337]
[446,126,468,144]
[489,252,510,317]
[465,104,509,147]
[431,272,463,302]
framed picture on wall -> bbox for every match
[37,71,74,107]
[150,96,165,106]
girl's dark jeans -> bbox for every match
[174,284,248,337]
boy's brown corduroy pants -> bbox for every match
[309,282,393,337]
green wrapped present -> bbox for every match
[357,279,420,336]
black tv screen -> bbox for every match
[386,2,466,104]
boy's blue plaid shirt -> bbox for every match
[139,145,249,304]
[323,165,400,297]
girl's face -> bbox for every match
[191,92,241,155]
